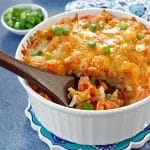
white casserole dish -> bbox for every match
[15,8,150,145]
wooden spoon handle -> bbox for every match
[0,50,74,106]
[0,50,38,81]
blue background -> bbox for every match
[0,0,149,149]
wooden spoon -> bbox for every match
[0,50,76,106]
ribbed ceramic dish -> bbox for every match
[16,9,150,145]
[25,100,150,150]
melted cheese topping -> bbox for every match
[22,11,150,109]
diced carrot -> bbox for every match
[78,76,90,91]
[139,89,150,99]
[21,49,29,56]
[96,100,105,110]
[86,67,97,77]
[80,15,93,21]
[89,85,98,97]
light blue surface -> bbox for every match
[0,0,150,150]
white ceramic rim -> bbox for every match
[16,8,150,116]
[1,3,48,34]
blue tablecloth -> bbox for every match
[0,0,149,149]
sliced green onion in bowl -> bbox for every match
[1,4,48,35]
[14,21,20,29]
[3,6,44,30]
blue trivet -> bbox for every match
[25,102,150,150]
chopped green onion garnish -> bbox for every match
[137,33,145,40]
[4,12,12,21]
[35,17,42,24]
[135,44,145,52]
[27,15,36,25]
[31,50,42,56]
[45,52,52,60]
[53,27,63,35]
[98,21,104,28]
[81,21,90,28]
[3,7,44,30]
[89,24,97,32]
[7,19,14,27]
[90,78,96,84]
[83,103,94,110]
[102,46,111,55]
[19,20,26,29]
[20,11,26,20]
[36,9,44,19]
[12,7,21,17]
[25,22,34,29]
[88,41,96,47]
[62,27,70,35]
[118,22,128,30]
[14,21,20,29]
[105,94,111,99]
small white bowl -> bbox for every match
[1,3,48,35]
[16,9,150,145]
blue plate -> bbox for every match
[65,0,150,21]
[25,102,150,150]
